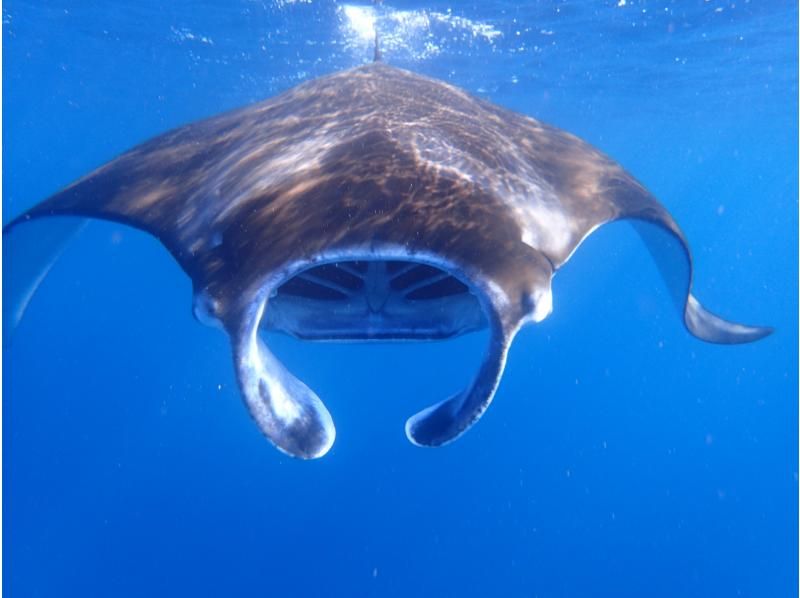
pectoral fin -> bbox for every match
[3,217,88,345]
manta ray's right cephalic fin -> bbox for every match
[230,293,336,459]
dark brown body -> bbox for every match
[14,63,669,321]
[4,63,771,458]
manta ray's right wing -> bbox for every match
[2,216,88,344]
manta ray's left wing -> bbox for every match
[493,112,772,344]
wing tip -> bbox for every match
[685,294,773,345]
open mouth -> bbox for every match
[227,252,507,459]
[264,259,488,341]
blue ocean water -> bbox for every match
[3,1,797,596]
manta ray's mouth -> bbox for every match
[226,251,506,458]
[263,259,488,341]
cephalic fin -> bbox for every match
[405,293,515,447]
[231,297,335,459]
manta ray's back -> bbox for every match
[3,63,772,458]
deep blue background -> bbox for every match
[4,1,797,596]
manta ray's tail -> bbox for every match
[372,0,383,62]
[2,216,88,345]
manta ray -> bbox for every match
[3,61,771,459]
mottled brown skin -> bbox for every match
[13,63,671,324]
[6,62,770,458]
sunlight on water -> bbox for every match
[338,3,501,63]
[340,4,376,44]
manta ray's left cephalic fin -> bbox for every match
[404,254,554,449]
[404,304,513,448]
